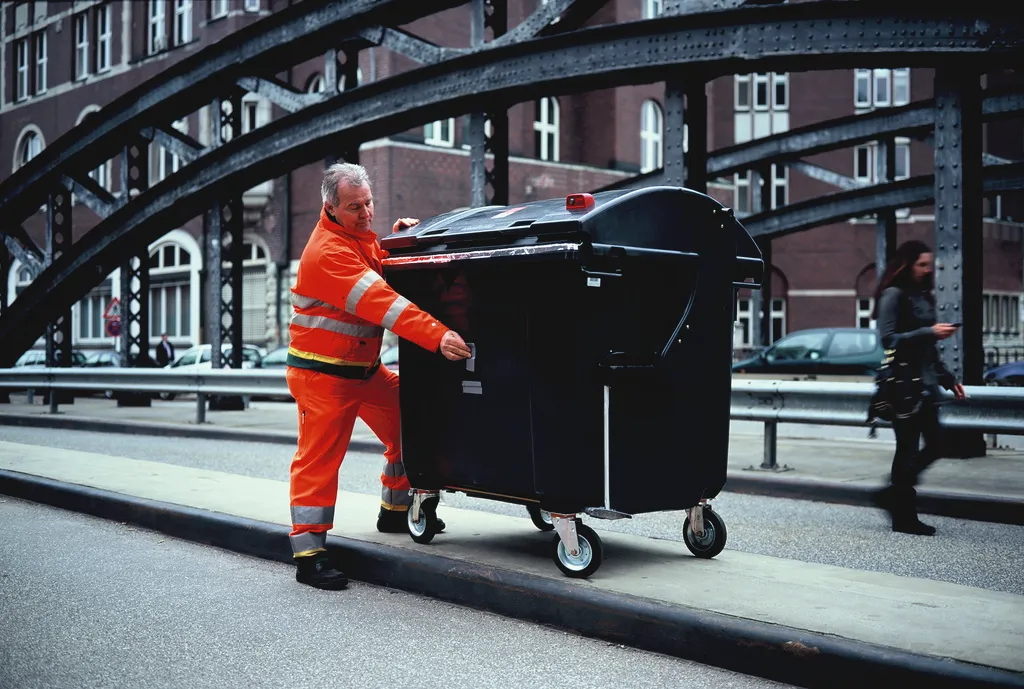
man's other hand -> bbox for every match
[439,331,472,361]
[392,217,420,234]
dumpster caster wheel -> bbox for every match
[551,523,602,579]
[408,496,440,545]
[527,505,555,532]
[683,508,727,559]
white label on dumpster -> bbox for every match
[587,277,601,288]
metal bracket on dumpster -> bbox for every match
[551,514,580,557]
[688,504,705,538]
[584,507,632,520]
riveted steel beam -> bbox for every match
[236,76,327,113]
[789,162,865,191]
[2,3,1023,364]
[0,0,469,226]
[743,162,1024,239]
[2,233,44,277]
[359,27,447,64]
[62,174,117,218]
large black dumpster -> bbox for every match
[380,186,763,578]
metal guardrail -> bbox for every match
[2,369,1023,468]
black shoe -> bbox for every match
[893,519,936,536]
[295,552,348,590]
[376,507,445,534]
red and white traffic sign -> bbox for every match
[103,297,121,320]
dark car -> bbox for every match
[260,346,288,368]
[985,360,1024,387]
[733,327,883,378]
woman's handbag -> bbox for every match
[868,346,924,424]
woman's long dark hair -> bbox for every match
[871,239,933,319]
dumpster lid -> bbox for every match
[381,186,763,288]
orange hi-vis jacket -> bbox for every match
[287,208,449,377]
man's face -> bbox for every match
[327,182,374,232]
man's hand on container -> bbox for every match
[439,331,472,361]
[393,217,419,234]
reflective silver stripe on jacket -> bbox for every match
[291,505,335,525]
[289,531,327,555]
[290,313,382,339]
[292,293,330,310]
[381,296,411,330]
[346,271,383,315]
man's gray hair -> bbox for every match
[321,163,371,205]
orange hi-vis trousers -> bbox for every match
[285,365,411,557]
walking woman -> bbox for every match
[872,240,966,535]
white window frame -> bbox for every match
[772,72,788,111]
[16,131,43,170]
[892,68,910,106]
[339,67,362,91]
[173,0,192,47]
[983,292,1022,337]
[34,31,47,95]
[75,282,113,343]
[534,97,559,162]
[74,13,89,81]
[95,3,112,72]
[148,0,166,55]
[640,99,663,174]
[734,74,750,111]
[734,298,753,347]
[149,243,193,339]
[771,164,787,209]
[156,118,188,181]
[873,68,890,107]
[770,298,787,343]
[753,72,770,111]
[424,119,455,147]
[734,172,750,215]
[643,0,662,19]
[211,0,229,19]
[856,297,876,330]
[854,69,871,108]
[244,0,260,11]
[854,138,911,184]
[241,95,261,134]
[307,74,325,94]
[15,39,29,101]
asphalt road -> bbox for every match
[2,426,1022,596]
[0,496,792,689]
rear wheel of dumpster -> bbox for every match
[408,497,440,545]
[527,505,555,532]
[683,508,727,559]
[551,523,602,579]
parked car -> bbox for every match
[381,345,399,374]
[14,349,88,367]
[260,346,288,368]
[985,360,1024,387]
[81,349,122,399]
[733,327,883,378]
[159,344,264,400]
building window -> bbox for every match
[772,165,787,209]
[16,131,43,170]
[339,67,362,91]
[173,0,192,47]
[734,173,750,214]
[148,0,166,54]
[770,298,786,343]
[424,119,454,147]
[244,0,260,11]
[534,97,559,162]
[640,100,663,174]
[34,31,47,95]
[15,39,29,101]
[242,240,269,343]
[211,0,228,19]
[155,118,188,181]
[856,297,876,330]
[855,68,910,109]
[734,72,788,144]
[854,138,911,183]
[241,96,262,134]
[983,293,1022,337]
[76,280,113,341]
[643,0,662,18]
[307,74,325,93]
[734,297,787,346]
[95,3,111,72]
[74,14,89,80]
[149,243,192,339]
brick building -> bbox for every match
[2,0,1021,362]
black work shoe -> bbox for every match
[295,552,348,590]
[893,519,936,536]
[377,507,445,534]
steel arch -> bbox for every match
[1,1,1023,364]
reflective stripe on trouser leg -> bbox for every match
[291,505,335,525]
[290,530,327,557]
[381,458,411,511]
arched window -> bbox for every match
[534,97,559,162]
[14,129,43,171]
[77,107,112,191]
[307,73,325,93]
[339,67,362,91]
[149,241,193,339]
[640,100,663,173]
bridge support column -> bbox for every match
[469,0,508,208]
[875,137,897,283]
[45,181,74,409]
[208,91,246,411]
[0,243,9,403]
[750,167,772,349]
[117,135,153,407]
[934,68,985,458]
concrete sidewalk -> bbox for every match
[1,439,1022,689]
[2,394,1023,524]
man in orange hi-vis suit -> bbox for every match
[286,163,472,590]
